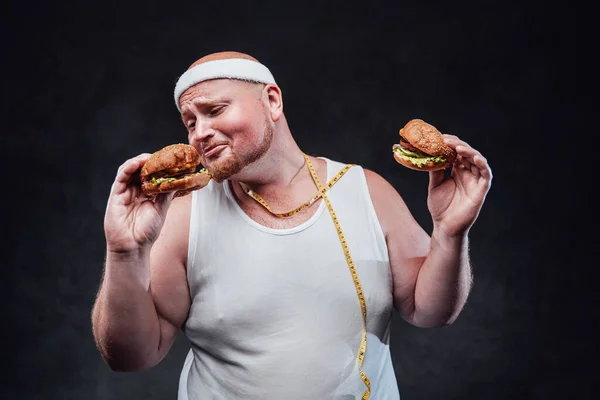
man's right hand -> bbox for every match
[104,154,176,256]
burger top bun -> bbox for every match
[140,144,200,181]
[400,119,456,161]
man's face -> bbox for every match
[179,79,274,182]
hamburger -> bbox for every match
[140,144,211,197]
[392,119,457,171]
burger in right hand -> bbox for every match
[140,144,212,198]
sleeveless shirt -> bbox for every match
[178,157,400,399]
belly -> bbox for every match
[182,221,393,398]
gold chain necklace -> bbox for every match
[238,153,353,218]
[240,153,371,397]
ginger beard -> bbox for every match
[202,106,274,183]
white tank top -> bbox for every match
[178,157,399,400]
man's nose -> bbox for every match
[189,121,215,145]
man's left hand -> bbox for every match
[427,134,493,237]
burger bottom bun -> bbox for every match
[142,172,212,197]
[393,152,453,172]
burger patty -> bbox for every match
[145,162,198,180]
[149,169,210,186]
[394,143,429,158]
[399,137,423,153]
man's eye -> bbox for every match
[209,106,223,116]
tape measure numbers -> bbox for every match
[305,154,371,399]
[238,153,371,399]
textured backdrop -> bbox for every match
[2,0,590,399]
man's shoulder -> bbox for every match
[317,156,393,189]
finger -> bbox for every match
[443,136,479,156]
[455,153,472,168]
[470,162,480,178]
[454,152,483,180]
[442,134,461,149]
[454,160,470,171]
[454,144,480,160]
[153,191,176,218]
[470,153,489,168]
[457,146,490,177]
[442,133,459,140]
[111,153,152,195]
[452,155,471,178]
[115,153,150,173]
[429,169,446,189]
[116,153,151,182]
[473,155,493,180]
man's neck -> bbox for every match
[231,146,308,193]
[228,150,327,220]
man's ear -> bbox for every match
[263,84,283,122]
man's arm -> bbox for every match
[364,169,473,328]
[92,194,192,371]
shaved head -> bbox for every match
[188,51,261,69]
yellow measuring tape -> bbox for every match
[238,153,371,397]
[238,162,354,218]
[304,154,371,399]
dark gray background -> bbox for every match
[2,0,591,399]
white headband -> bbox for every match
[173,58,277,111]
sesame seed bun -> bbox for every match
[393,119,456,172]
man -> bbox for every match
[92,51,492,399]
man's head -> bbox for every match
[174,51,282,182]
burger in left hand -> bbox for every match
[392,119,457,172]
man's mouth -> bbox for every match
[204,144,228,158]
